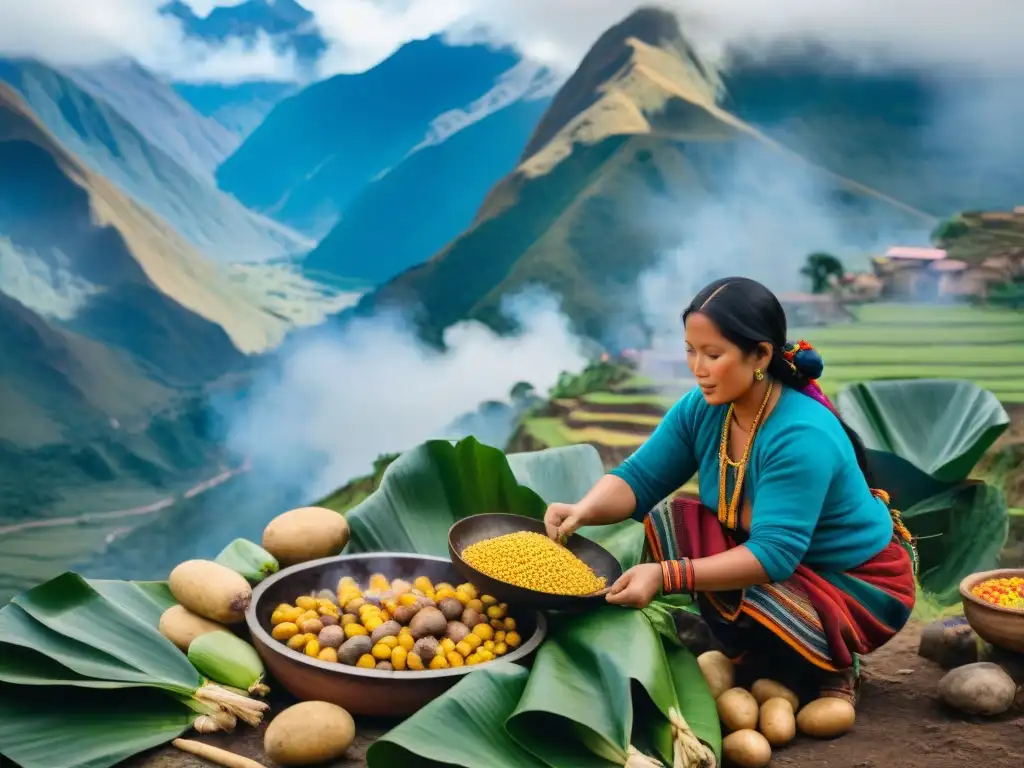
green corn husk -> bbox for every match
[187,631,270,697]
[214,538,279,583]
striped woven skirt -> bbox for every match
[643,496,917,672]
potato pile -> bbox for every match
[270,573,522,671]
[697,651,856,768]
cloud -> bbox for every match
[1,0,1021,84]
[225,288,587,499]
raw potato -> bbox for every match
[717,688,759,732]
[264,701,356,766]
[697,651,735,699]
[758,697,796,746]
[158,605,227,651]
[438,597,464,621]
[262,506,350,567]
[722,729,772,768]
[370,621,402,645]
[409,607,447,639]
[751,679,799,711]
[937,662,1016,716]
[445,621,470,643]
[169,560,252,624]
[796,697,856,738]
[337,636,372,666]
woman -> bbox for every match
[543,277,917,706]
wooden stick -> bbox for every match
[172,738,267,768]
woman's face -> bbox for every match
[684,312,767,406]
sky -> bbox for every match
[0,0,1022,83]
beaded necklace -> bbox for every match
[717,380,774,529]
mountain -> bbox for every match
[303,62,557,285]
[216,37,524,237]
[0,58,310,263]
[66,59,239,175]
[161,0,327,65]
[172,80,297,137]
[347,7,933,347]
[0,81,294,388]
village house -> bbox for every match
[871,246,1007,301]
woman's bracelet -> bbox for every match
[660,558,695,595]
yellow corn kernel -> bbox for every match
[363,616,384,632]
[466,598,484,613]
[389,646,407,670]
[341,614,358,626]
[270,609,290,626]
[399,593,420,608]
[304,637,320,657]
[490,619,504,630]
[369,573,390,591]
[407,652,425,671]
[461,531,607,596]
[503,617,516,632]
[398,633,415,651]
[506,631,522,648]
[464,633,482,650]
[466,653,484,665]
[343,623,368,638]
[413,576,433,593]
[271,622,300,641]
[429,654,450,670]
[472,623,494,642]
[377,635,399,649]
[495,630,506,643]
[318,647,338,663]
[483,640,495,652]
[317,599,340,616]
[297,609,320,625]
[371,643,392,660]
[379,610,391,621]
[434,586,457,601]
[338,575,357,589]
[435,582,453,592]
[477,649,494,661]
[425,588,436,601]
[494,641,508,656]
[455,640,473,657]
[481,594,498,606]
[439,638,456,654]
[338,589,361,605]
[454,590,471,606]
[486,604,507,621]
[359,602,381,615]
[286,633,309,651]
[356,654,376,669]
[383,599,399,615]
[446,651,465,667]
[457,583,479,600]
[295,595,318,611]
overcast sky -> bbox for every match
[0,0,1021,82]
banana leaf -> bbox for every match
[0,684,196,768]
[836,380,1009,507]
[344,437,647,567]
[366,609,719,768]
[903,480,1009,605]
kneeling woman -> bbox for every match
[544,277,917,705]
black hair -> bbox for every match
[682,276,874,486]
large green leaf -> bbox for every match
[903,480,1009,605]
[505,443,605,504]
[0,684,195,768]
[2,573,199,695]
[344,438,549,555]
[837,380,1009,496]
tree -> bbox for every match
[801,252,845,294]
[509,381,536,405]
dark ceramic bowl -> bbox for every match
[246,552,547,717]
[448,513,622,612]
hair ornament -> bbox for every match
[783,339,824,381]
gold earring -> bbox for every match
[754,369,764,381]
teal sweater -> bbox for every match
[609,386,894,582]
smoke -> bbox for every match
[224,287,587,500]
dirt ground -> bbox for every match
[125,621,1023,768]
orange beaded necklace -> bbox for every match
[717,380,774,529]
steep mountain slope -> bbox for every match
[67,59,239,175]
[162,0,326,65]
[304,73,555,284]
[0,83,292,385]
[348,8,932,347]
[0,58,310,263]
[216,37,523,236]
[173,80,296,137]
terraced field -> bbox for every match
[800,303,1024,403]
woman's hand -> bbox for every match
[544,502,588,541]
[605,563,663,608]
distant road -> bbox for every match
[0,458,252,536]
